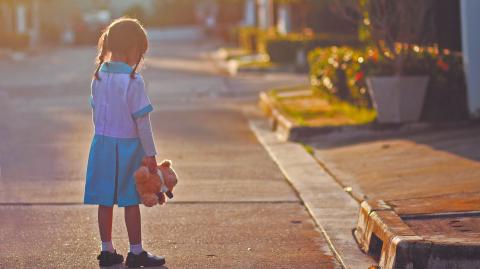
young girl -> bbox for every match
[84,17,166,268]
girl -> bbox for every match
[84,18,165,268]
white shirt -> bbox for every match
[90,62,156,156]
[91,63,152,138]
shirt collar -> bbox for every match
[100,61,133,74]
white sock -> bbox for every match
[130,243,143,255]
[101,241,115,253]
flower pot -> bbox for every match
[367,76,429,123]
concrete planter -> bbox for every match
[367,76,429,123]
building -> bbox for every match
[461,0,480,116]
[0,0,41,47]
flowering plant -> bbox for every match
[308,44,465,108]
[308,46,370,106]
[333,0,436,76]
[360,44,464,81]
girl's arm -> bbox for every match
[136,114,156,156]
[135,114,157,173]
[128,75,157,172]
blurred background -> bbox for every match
[0,0,473,122]
[0,0,463,47]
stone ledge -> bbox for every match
[355,200,480,269]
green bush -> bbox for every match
[237,26,361,62]
[266,33,361,64]
[308,46,370,107]
[237,27,269,53]
[308,45,468,121]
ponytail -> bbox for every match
[93,32,109,80]
[130,54,142,79]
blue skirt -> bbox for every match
[84,134,144,207]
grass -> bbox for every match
[302,144,315,156]
[267,85,376,127]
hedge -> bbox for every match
[266,33,361,64]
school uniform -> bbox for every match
[84,61,156,207]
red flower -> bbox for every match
[437,59,449,72]
[355,71,365,82]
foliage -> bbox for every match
[237,27,272,53]
[268,86,376,127]
[421,48,468,121]
[308,46,370,107]
[360,45,465,80]
[333,0,436,75]
[308,44,468,121]
[266,32,361,64]
[238,25,361,63]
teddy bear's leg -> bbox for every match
[142,194,158,207]
[156,192,166,204]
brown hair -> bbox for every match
[93,17,148,80]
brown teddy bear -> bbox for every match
[134,159,178,207]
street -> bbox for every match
[0,40,341,268]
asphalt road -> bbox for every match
[0,40,340,269]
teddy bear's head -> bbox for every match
[134,159,178,207]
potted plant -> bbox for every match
[335,0,436,123]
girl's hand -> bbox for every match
[143,156,157,174]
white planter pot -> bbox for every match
[367,76,429,123]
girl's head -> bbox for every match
[94,17,148,80]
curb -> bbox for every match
[249,119,377,269]
[250,118,480,269]
[209,50,297,76]
[354,199,480,269]
[259,91,478,143]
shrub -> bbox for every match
[308,46,370,107]
[419,48,468,121]
[266,33,361,64]
[237,27,269,53]
[308,44,468,121]
[360,45,466,91]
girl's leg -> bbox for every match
[124,205,165,267]
[98,205,114,242]
[125,205,142,245]
[97,206,123,266]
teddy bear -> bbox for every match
[134,159,178,207]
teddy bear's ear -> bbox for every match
[160,160,172,168]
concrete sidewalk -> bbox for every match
[305,123,480,268]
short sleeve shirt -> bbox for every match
[90,62,153,138]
